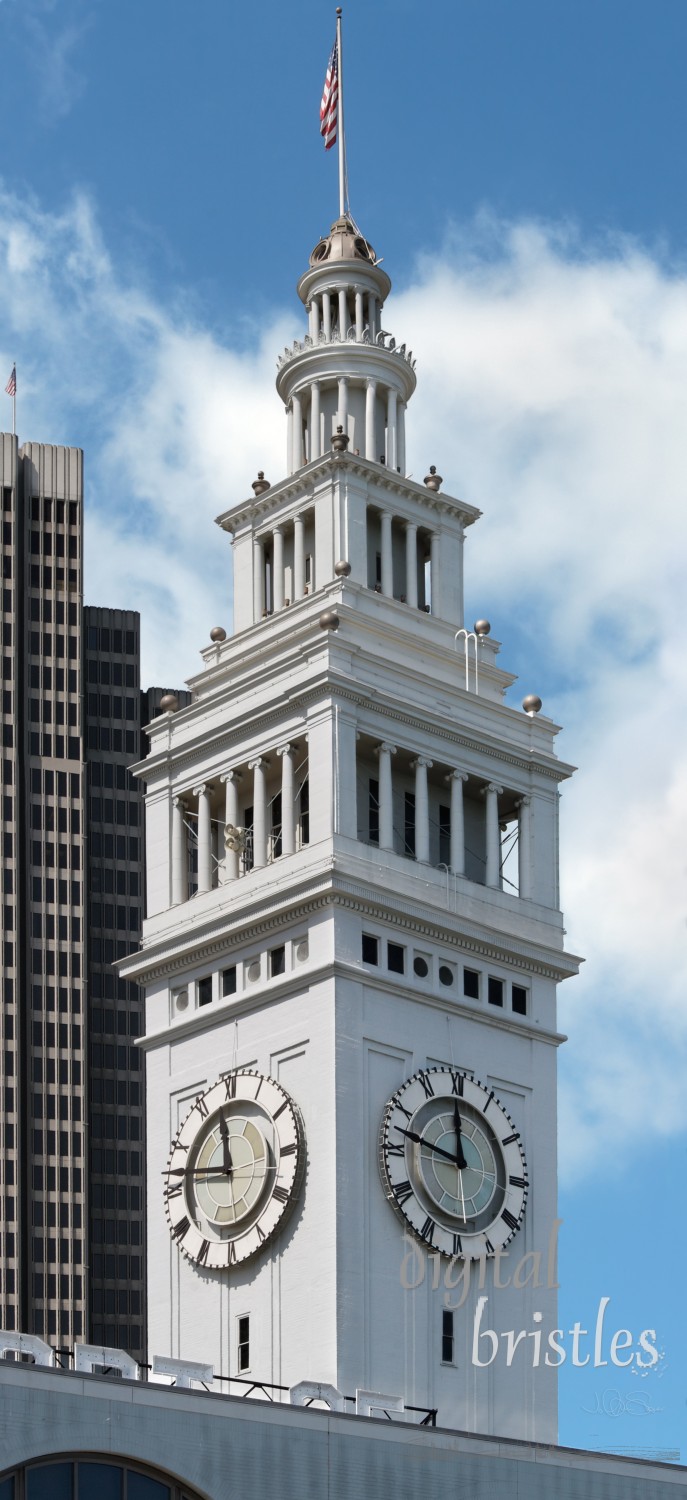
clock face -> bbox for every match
[379,1066,528,1259]
[164,1070,306,1269]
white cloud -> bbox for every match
[0,186,685,1181]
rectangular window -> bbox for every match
[387,941,405,975]
[270,945,286,978]
[442,1308,454,1364]
[271,790,282,860]
[361,933,379,966]
[198,976,213,1007]
[512,983,528,1016]
[488,976,504,1008]
[368,777,379,844]
[222,966,237,997]
[238,1314,250,1372]
[463,968,480,1000]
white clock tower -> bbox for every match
[122,212,580,1441]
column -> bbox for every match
[308,300,319,341]
[355,289,364,340]
[368,293,377,339]
[322,291,332,340]
[380,510,393,597]
[221,771,241,882]
[253,535,265,622]
[377,742,396,851]
[273,526,284,610]
[365,380,377,460]
[249,758,268,869]
[338,288,348,337]
[430,530,442,617]
[171,797,186,905]
[278,744,296,856]
[310,382,321,460]
[484,782,503,889]
[404,522,418,608]
[194,783,213,894]
[292,392,302,471]
[447,771,467,876]
[294,512,305,599]
[386,389,397,469]
[412,756,433,863]
[397,401,406,475]
[517,796,532,899]
[286,405,293,476]
[338,377,349,437]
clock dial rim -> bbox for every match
[164,1069,306,1269]
[379,1065,528,1259]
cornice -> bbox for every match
[140,668,571,792]
[118,863,580,988]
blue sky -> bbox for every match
[1,0,686,1459]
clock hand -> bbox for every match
[453,1102,468,1170]
[394,1125,466,1167]
[218,1107,233,1176]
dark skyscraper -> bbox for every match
[0,434,189,1355]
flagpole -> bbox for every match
[336,7,346,218]
[12,369,15,438]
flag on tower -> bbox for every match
[5,366,16,398]
[320,40,339,150]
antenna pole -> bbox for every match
[336,7,346,217]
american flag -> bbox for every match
[5,366,15,398]
[320,40,338,151]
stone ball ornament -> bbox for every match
[334,559,351,577]
[252,471,271,496]
[159,694,179,713]
[424,465,443,491]
[522,694,543,716]
[474,620,491,637]
[209,626,227,643]
[319,610,340,631]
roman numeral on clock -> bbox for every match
[419,1071,435,1099]
[280,1142,296,1157]
[449,1070,463,1096]
[452,1232,462,1255]
[509,1176,526,1188]
[273,1101,288,1120]
[392,1180,413,1206]
[227,1242,237,1265]
[501,1132,520,1145]
[419,1216,435,1245]
[502,1209,519,1232]
[485,1238,495,1255]
[386,1141,405,1157]
[197,1239,210,1266]
[165,1181,183,1200]
[273,1184,290,1204]
[483,1090,495,1114]
[195,1093,209,1120]
[391,1096,412,1121]
[222,1071,237,1099]
[172,1215,190,1242]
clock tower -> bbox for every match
[121,213,580,1441]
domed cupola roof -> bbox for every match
[309,215,377,268]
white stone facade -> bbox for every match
[120,215,581,1443]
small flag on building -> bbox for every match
[5,366,16,398]
[320,40,339,151]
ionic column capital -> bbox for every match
[516,794,531,808]
[446,769,468,784]
[366,377,377,391]
[220,769,242,786]
[377,742,397,757]
[482,782,503,797]
[410,756,433,771]
[248,757,269,772]
[403,519,417,534]
[276,742,295,759]
[192,782,213,799]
